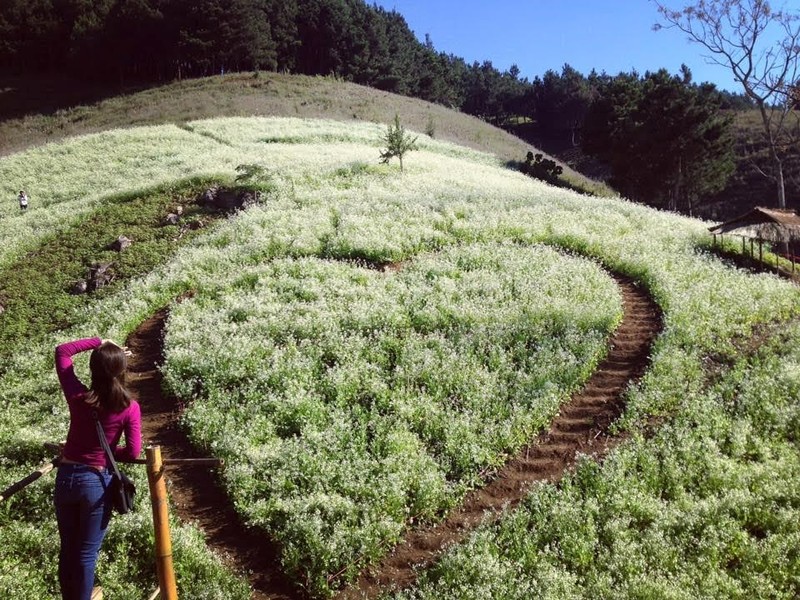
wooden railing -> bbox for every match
[1,444,222,600]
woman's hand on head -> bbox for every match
[102,339,133,358]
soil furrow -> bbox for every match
[125,309,295,600]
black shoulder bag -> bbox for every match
[92,411,136,514]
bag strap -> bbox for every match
[92,410,122,479]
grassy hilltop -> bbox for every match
[1,77,799,599]
[0,72,611,198]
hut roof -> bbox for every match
[708,207,800,243]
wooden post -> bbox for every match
[146,446,178,600]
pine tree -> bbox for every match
[582,68,734,213]
[379,114,418,172]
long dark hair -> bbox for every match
[85,342,132,412]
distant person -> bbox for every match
[54,338,141,600]
[18,190,28,210]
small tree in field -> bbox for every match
[379,114,418,172]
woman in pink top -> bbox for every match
[54,337,142,600]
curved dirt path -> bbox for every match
[125,308,296,600]
[334,273,661,599]
[124,272,661,600]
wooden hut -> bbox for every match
[708,207,800,273]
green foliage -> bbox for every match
[379,114,419,171]
[521,151,564,185]
[0,178,221,362]
[534,64,593,145]
[0,0,470,108]
[234,163,270,184]
[582,67,735,213]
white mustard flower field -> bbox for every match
[1,117,798,599]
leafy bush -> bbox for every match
[521,151,564,185]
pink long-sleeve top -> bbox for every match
[56,337,142,468]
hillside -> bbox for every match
[509,109,800,220]
[1,112,799,599]
[0,65,800,600]
[0,72,612,197]
[703,109,800,219]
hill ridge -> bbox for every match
[0,73,612,197]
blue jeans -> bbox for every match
[54,463,112,600]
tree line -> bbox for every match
[0,0,750,111]
[1,0,786,214]
[0,0,480,104]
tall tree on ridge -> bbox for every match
[654,0,800,209]
[535,64,593,146]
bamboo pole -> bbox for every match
[0,458,57,502]
[146,446,178,600]
[147,588,161,600]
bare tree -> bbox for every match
[654,0,800,208]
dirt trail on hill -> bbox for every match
[125,308,295,600]
[334,274,661,599]
[124,273,661,600]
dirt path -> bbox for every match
[125,308,296,600]
[124,273,661,600]
[334,274,661,599]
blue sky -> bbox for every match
[374,0,743,92]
